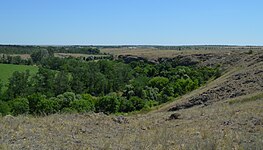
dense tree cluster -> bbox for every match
[0,45,100,55]
[0,46,103,66]
[0,55,220,116]
[0,55,33,65]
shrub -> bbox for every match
[144,100,159,109]
[129,96,146,111]
[61,107,77,113]
[157,93,171,103]
[162,86,174,97]
[81,94,96,104]
[119,97,135,112]
[148,77,169,90]
[57,92,77,108]
[95,96,120,114]
[9,98,29,116]
[70,99,94,113]
[27,93,46,114]
[0,101,11,116]
[36,98,60,115]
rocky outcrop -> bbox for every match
[169,52,263,112]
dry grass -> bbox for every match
[101,48,251,60]
[0,95,262,149]
[1,49,263,149]
[54,53,109,58]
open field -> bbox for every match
[54,53,110,58]
[101,47,257,60]
[0,49,263,149]
[0,64,38,86]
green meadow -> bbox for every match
[0,63,38,86]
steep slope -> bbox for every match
[166,50,263,112]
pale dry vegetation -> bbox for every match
[0,48,263,149]
[0,93,262,149]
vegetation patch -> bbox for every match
[0,46,221,116]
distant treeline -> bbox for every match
[0,45,100,54]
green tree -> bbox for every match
[30,49,50,63]
[70,100,94,113]
[6,70,31,99]
[57,92,77,108]
[96,95,120,114]
[119,98,135,112]
[9,98,29,116]
[148,77,169,90]
[36,98,60,115]
[34,67,56,97]
[0,79,3,97]
[0,101,11,116]
[27,94,47,114]
[129,96,145,111]
[54,71,71,95]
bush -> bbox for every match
[144,100,159,109]
[57,92,77,108]
[148,77,169,90]
[119,97,135,112]
[27,94,47,114]
[248,50,253,54]
[70,99,94,113]
[129,96,146,111]
[81,94,96,104]
[36,98,60,115]
[96,96,120,114]
[61,107,77,113]
[9,98,29,116]
[0,101,11,116]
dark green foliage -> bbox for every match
[247,50,253,54]
[129,96,146,110]
[0,79,3,96]
[0,101,11,116]
[70,100,94,113]
[57,92,77,108]
[6,70,31,99]
[162,86,175,97]
[53,71,71,95]
[96,95,121,114]
[68,94,95,113]
[1,51,221,115]
[31,49,50,63]
[35,98,60,115]
[119,98,135,112]
[144,100,159,109]
[148,77,169,90]
[144,86,159,101]
[27,94,46,114]
[0,45,100,55]
[9,98,29,116]
[34,67,56,97]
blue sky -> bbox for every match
[0,0,262,45]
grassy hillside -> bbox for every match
[0,49,262,149]
[0,63,38,86]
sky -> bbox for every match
[0,0,262,45]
